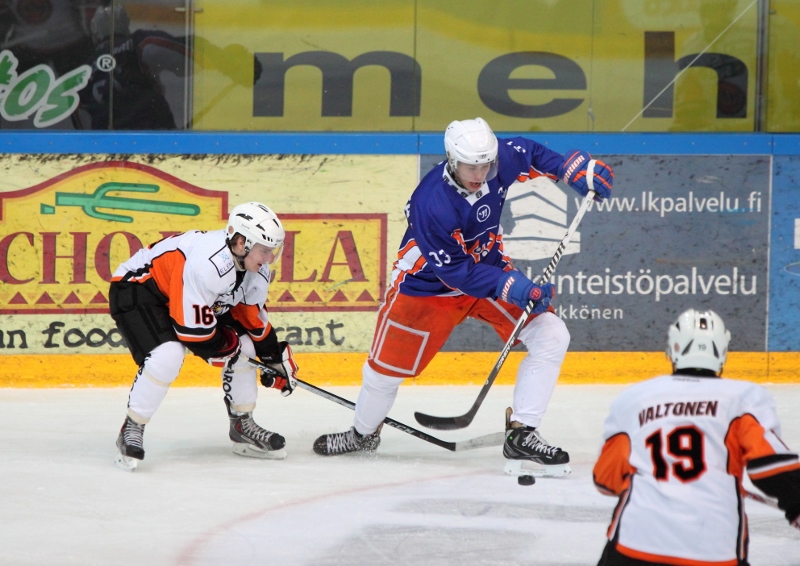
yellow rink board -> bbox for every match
[2,352,798,388]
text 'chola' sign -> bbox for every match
[0,162,386,314]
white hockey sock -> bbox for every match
[354,363,402,435]
[127,341,185,423]
[224,336,258,413]
[512,312,570,428]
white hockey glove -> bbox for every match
[206,326,241,369]
[259,341,298,397]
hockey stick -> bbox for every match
[244,357,505,452]
[744,489,780,509]
[414,163,599,431]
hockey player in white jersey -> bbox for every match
[594,309,800,565]
[109,202,299,470]
[313,117,614,476]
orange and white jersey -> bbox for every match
[593,374,799,565]
[111,229,271,344]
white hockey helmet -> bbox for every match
[667,309,731,374]
[444,117,499,181]
[226,202,285,263]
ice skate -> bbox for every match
[115,416,145,472]
[313,425,382,456]
[503,408,571,478]
[225,398,287,460]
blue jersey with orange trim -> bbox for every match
[393,137,563,298]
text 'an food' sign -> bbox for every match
[0,161,386,315]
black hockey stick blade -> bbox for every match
[413,411,476,431]
[414,185,598,431]
[413,319,520,430]
[244,357,503,451]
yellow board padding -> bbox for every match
[1,352,798,388]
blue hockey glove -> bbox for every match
[557,149,614,200]
[495,270,556,313]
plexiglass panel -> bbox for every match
[1,0,798,132]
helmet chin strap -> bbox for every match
[445,166,467,190]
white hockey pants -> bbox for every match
[126,335,259,424]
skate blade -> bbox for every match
[115,452,140,472]
[504,459,571,478]
[232,443,287,460]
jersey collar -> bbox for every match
[443,168,487,204]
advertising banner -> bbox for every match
[0,152,775,358]
[766,0,800,132]
[192,0,763,133]
[0,154,415,355]
[4,1,799,133]
[0,148,793,386]
[418,154,771,352]
[768,156,800,350]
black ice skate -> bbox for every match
[503,408,571,478]
[313,425,382,456]
[115,416,145,472]
[225,398,287,460]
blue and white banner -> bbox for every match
[768,156,800,352]
[423,154,771,352]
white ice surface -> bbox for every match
[1,384,799,566]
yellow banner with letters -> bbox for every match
[0,162,227,315]
[0,154,414,356]
[187,0,799,133]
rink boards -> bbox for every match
[0,132,798,386]
[2,351,799,388]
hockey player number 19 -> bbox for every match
[645,426,706,482]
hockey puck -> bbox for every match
[517,475,536,486]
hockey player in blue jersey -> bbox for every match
[313,118,613,474]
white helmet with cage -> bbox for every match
[226,202,285,263]
[667,308,731,374]
[444,117,499,181]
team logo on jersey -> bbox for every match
[476,204,491,222]
[211,300,232,316]
[210,247,235,277]
[453,229,497,263]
